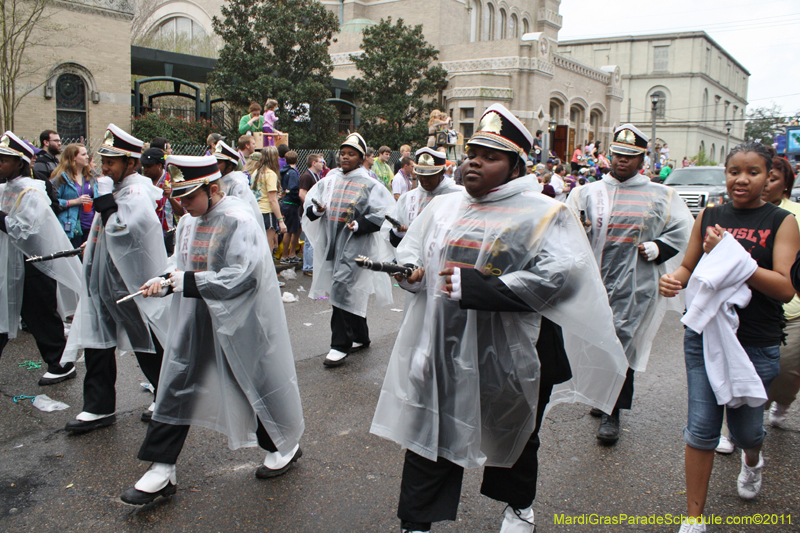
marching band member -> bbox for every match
[122,155,304,505]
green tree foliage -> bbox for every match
[691,147,717,167]
[208,0,340,149]
[349,18,447,150]
[131,113,213,150]
[744,104,800,145]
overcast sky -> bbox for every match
[558,0,800,117]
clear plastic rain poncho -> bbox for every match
[301,166,394,316]
[566,174,693,371]
[218,171,265,231]
[0,177,81,337]
[154,196,304,452]
[62,174,171,362]
[380,176,462,254]
[371,179,628,469]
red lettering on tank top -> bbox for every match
[745,229,757,242]
[758,229,771,247]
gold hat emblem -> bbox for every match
[0,135,9,149]
[478,112,503,134]
[167,164,184,183]
[103,129,115,147]
[616,129,636,145]
[419,154,435,166]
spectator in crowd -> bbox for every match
[682,156,691,168]
[453,153,468,185]
[140,148,176,255]
[551,164,570,202]
[33,129,64,215]
[373,146,394,190]
[251,146,286,259]
[298,153,324,277]
[393,157,414,200]
[150,137,172,156]
[598,150,611,170]
[239,101,264,135]
[262,99,282,147]
[660,143,799,532]
[571,145,583,173]
[52,143,95,247]
[363,148,380,181]
[427,110,450,148]
[279,150,302,264]
[206,133,225,156]
[763,157,800,428]
[238,134,257,173]
[541,172,555,198]
[394,145,411,173]
[532,130,543,162]
[660,161,674,181]
[545,158,556,173]
[278,144,290,169]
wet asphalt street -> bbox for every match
[0,274,798,533]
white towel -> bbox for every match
[682,233,766,408]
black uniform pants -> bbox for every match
[138,417,278,464]
[397,380,554,528]
[612,367,636,413]
[330,306,370,353]
[82,333,163,415]
[0,262,67,374]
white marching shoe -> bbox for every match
[256,444,302,479]
[121,462,177,505]
[323,348,349,367]
[500,505,535,533]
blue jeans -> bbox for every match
[303,239,313,272]
[683,329,780,451]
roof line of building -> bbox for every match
[558,30,750,76]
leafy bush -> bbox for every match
[131,113,214,147]
[692,148,717,167]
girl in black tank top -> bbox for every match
[659,143,800,528]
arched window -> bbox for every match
[699,140,705,154]
[721,146,726,162]
[56,74,87,140]
[522,18,529,35]
[650,90,666,120]
[469,0,481,43]
[499,8,507,39]
[510,14,518,38]
[149,16,207,52]
[711,143,716,161]
[485,3,495,41]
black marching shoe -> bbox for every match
[121,482,177,505]
[589,407,604,417]
[38,364,76,386]
[141,410,152,422]
[255,447,303,479]
[596,412,620,444]
[65,414,116,434]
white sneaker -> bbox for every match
[499,505,534,533]
[134,462,177,493]
[677,517,706,532]
[737,451,764,500]
[323,348,349,367]
[769,402,789,427]
[715,434,734,454]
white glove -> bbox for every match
[349,220,359,232]
[312,205,324,217]
[641,241,659,261]
[170,271,185,293]
[447,267,462,301]
[144,277,169,298]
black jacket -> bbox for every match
[32,151,63,215]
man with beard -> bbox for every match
[566,124,693,444]
[32,130,64,215]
